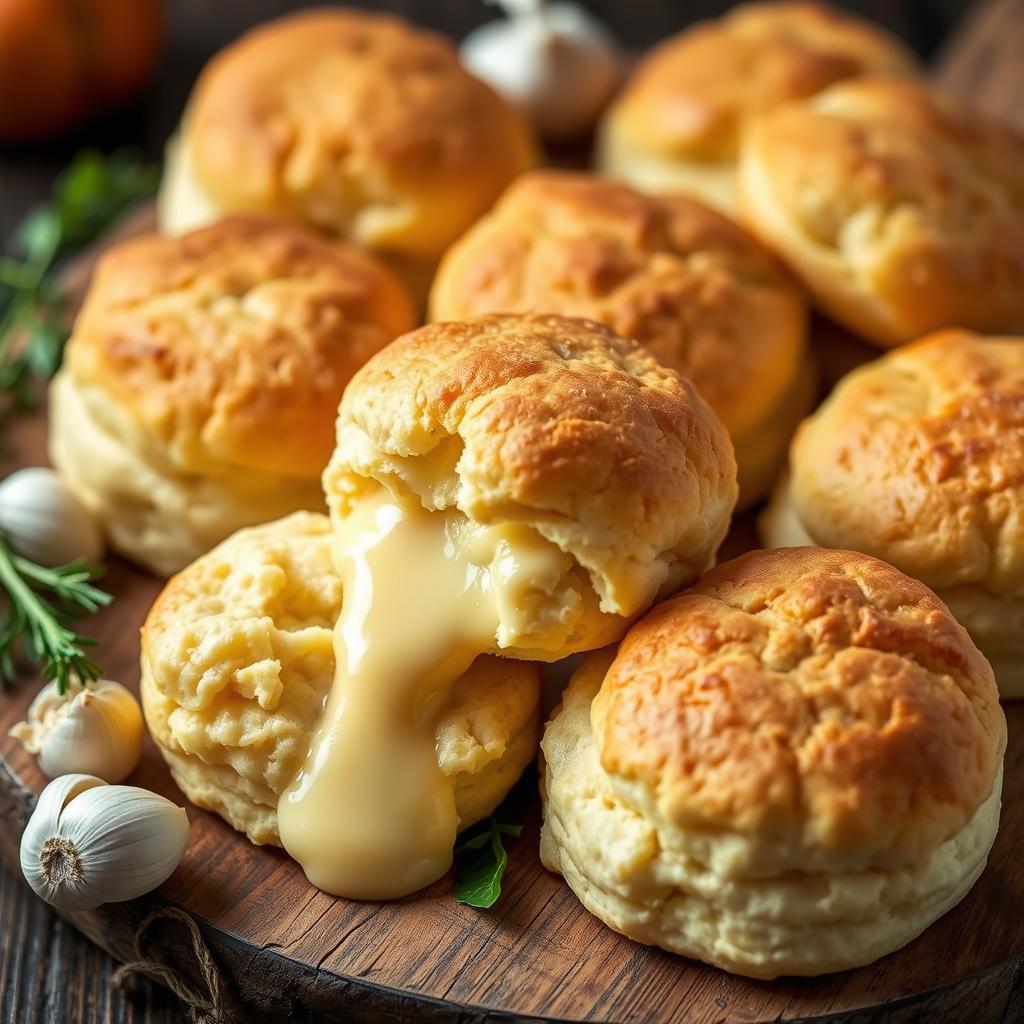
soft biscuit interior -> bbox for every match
[277,480,628,899]
[140,512,541,848]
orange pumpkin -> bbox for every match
[0,0,161,141]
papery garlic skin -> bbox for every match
[20,774,190,912]
[0,467,103,566]
[10,678,144,783]
[461,3,622,141]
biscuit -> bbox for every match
[141,512,541,845]
[49,214,414,576]
[761,329,1024,697]
[598,2,918,215]
[158,8,535,300]
[429,172,810,507]
[324,313,739,656]
[737,77,1024,345]
[541,547,1006,977]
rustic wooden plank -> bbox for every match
[0,864,184,1024]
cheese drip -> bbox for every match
[277,488,573,899]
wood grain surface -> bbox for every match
[0,867,180,1024]
[4,2,1024,1022]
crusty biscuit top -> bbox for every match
[324,313,738,616]
[429,171,807,438]
[739,77,1024,339]
[790,330,1024,594]
[604,1,918,161]
[185,8,534,253]
[65,214,414,478]
[593,547,1005,864]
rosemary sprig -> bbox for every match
[0,535,111,694]
[0,150,159,410]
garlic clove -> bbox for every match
[11,678,145,783]
[20,775,190,912]
[461,3,622,141]
[0,467,103,566]
[20,773,108,910]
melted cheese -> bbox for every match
[277,488,571,899]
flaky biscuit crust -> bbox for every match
[540,547,1005,977]
[429,171,807,447]
[598,2,917,205]
[737,78,1024,344]
[597,548,1004,864]
[141,513,541,845]
[324,314,738,626]
[64,214,414,478]
[789,330,1024,594]
[183,8,534,258]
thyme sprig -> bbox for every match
[0,150,158,409]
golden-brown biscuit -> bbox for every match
[158,7,536,301]
[541,547,1006,978]
[597,2,918,214]
[737,77,1024,346]
[429,171,810,507]
[324,313,739,656]
[49,214,414,576]
[761,330,1024,697]
[141,512,541,845]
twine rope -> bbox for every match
[112,907,235,1024]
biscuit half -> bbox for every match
[141,512,541,845]
[324,313,739,657]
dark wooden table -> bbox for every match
[1,1,1020,1023]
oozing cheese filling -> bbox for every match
[277,488,574,899]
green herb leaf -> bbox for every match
[16,207,61,269]
[454,816,521,909]
[0,150,158,415]
[0,536,111,695]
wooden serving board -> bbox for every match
[4,3,1024,1021]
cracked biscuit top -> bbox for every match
[429,171,807,440]
[789,329,1024,594]
[323,313,738,620]
[64,214,414,478]
[592,546,1005,866]
[184,8,535,257]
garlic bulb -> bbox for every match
[10,678,144,783]
[0,467,103,566]
[21,774,190,912]
[461,2,622,141]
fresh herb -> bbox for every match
[454,816,523,909]
[0,150,158,409]
[0,535,111,695]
